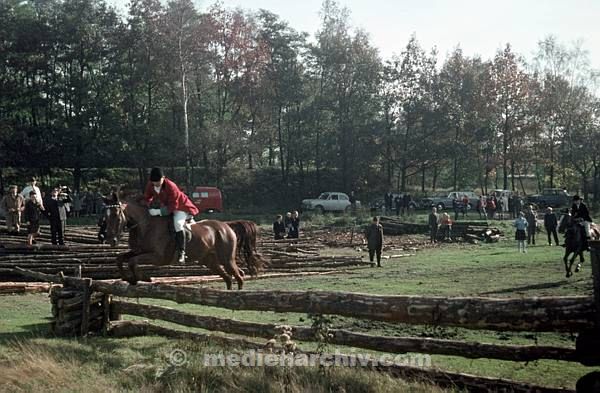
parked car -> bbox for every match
[526,188,570,209]
[420,191,479,211]
[301,192,359,213]
[191,186,223,214]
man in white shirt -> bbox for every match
[20,177,44,211]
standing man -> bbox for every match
[524,205,537,246]
[384,191,393,215]
[543,207,559,246]
[364,216,384,267]
[144,167,199,264]
[428,207,439,243]
[273,215,286,240]
[394,195,402,217]
[20,177,44,211]
[44,187,66,245]
[288,210,300,238]
[1,185,25,234]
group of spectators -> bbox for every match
[0,177,116,247]
[272,211,300,239]
[384,191,414,216]
[475,192,525,220]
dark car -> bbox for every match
[526,188,570,209]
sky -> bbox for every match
[108,0,600,69]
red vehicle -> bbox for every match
[191,186,223,214]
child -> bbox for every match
[440,212,453,241]
[23,191,42,246]
[273,214,286,240]
[514,211,528,253]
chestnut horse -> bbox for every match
[226,220,266,275]
[104,198,244,289]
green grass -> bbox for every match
[0,231,597,391]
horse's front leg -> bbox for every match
[564,253,573,278]
[124,252,163,284]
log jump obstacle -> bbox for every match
[12,240,600,392]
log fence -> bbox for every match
[11,241,600,392]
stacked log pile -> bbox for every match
[379,217,503,242]
[49,280,108,336]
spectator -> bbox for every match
[394,195,402,216]
[514,211,528,253]
[428,207,439,243]
[288,210,300,239]
[524,205,537,246]
[23,191,42,246]
[439,212,453,241]
[364,216,384,267]
[402,193,411,216]
[501,193,509,220]
[44,187,67,245]
[71,190,83,218]
[544,207,559,246]
[477,196,487,219]
[487,196,496,220]
[384,191,393,215]
[273,214,286,240]
[20,177,44,211]
[452,198,461,221]
[349,191,357,214]
[284,212,292,236]
[1,185,25,234]
[461,194,469,217]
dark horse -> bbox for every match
[558,213,599,278]
[105,198,247,289]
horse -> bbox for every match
[226,220,266,275]
[558,213,600,278]
[104,197,245,289]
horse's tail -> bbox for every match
[227,220,267,276]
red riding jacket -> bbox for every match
[144,178,199,216]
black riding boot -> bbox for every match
[175,231,186,264]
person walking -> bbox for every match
[428,207,439,243]
[543,207,559,246]
[364,216,384,267]
[514,212,528,253]
[144,167,199,264]
[524,205,537,246]
[23,191,42,246]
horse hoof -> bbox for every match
[575,264,582,272]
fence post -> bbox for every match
[575,240,600,370]
[80,278,92,337]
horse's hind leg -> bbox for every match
[223,262,244,290]
[209,260,233,290]
[564,254,573,278]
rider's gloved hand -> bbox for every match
[149,208,161,216]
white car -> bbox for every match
[301,192,358,213]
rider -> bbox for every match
[144,167,199,264]
[571,195,592,250]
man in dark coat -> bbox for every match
[524,205,537,245]
[428,207,439,243]
[364,216,384,267]
[543,207,559,246]
[384,191,393,214]
[273,214,286,240]
[572,195,593,249]
[44,188,66,245]
[394,195,402,216]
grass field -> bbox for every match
[0,216,597,392]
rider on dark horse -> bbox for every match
[571,195,592,251]
[144,167,199,264]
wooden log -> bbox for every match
[108,320,573,393]
[92,279,595,332]
[112,300,579,362]
[14,267,596,332]
[80,278,92,336]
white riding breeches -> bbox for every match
[173,210,189,232]
[583,221,592,238]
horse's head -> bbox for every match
[105,203,128,247]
